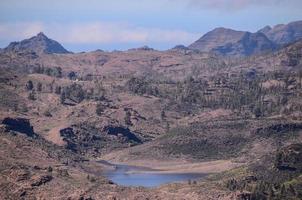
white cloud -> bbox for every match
[181,0,302,11]
[0,21,199,46]
[0,22,44,40]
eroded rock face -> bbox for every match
[2,117,35,137]
[255,123,302,138]
[60,124,141,157]
[275,143,302,172]
[104,126,141,143]
[30,174,53,187]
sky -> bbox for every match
[0,0,302,52]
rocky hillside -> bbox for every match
[4,32,70,55]
[0,116,234,199]
[188,28,275,56]
[189,20,302,56]
[188,28,245,52]
[259,20,302,45]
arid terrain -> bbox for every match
[1,20,302,200]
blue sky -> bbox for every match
[0,0,302,52]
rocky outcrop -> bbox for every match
[172,45,189,50]
[275,143,302,171]
[2,117,35,137]
[60,124,142,157]
[30,174,53,187]
[104,126,141,143]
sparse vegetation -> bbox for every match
[1,21,302,200]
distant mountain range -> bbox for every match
[188,20,302,56]
[2,20,302,57]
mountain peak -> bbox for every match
[36,32,48,39]
[258,26,272,34]
[211,27,238,32]
[188,27,246,52]
[4,32,70,55]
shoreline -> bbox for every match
[98,159,244,174]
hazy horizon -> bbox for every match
[1,0,302,52]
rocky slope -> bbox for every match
[259,20,302,45]
[0,117,236,199]
[188,28,245,52]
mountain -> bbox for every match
[258,20,302,45]
[188,28,245,52]
[1,31,302,199]
[188,28,275,56]
[212,32,276,56]
[4,32,70,54]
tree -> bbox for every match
[56,67,62,78]
[26,80,34,90]
[37,82,42,92]
[253,104,263,118]
[64,84,85,103]
[298,70,302,89]
[124,110,132,126]
[28,91,36,100]
[94,78,106,100]
[68,71,77,80]
[161,109,166,121]
[49,80,55,93]
[55,86,61,94]
[96,103,105,116]
[60,92,66,104]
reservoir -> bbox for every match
[101,161,206,187]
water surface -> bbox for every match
[101,161,206,187]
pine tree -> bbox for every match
[37,82,42,92]
[124,110,132,126]
[96,103,105,116]
[55,86,61,94]
[28,91,36,100]
[60,92,66,104]
[26,80,34,90]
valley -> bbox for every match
[1,20,302,199]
